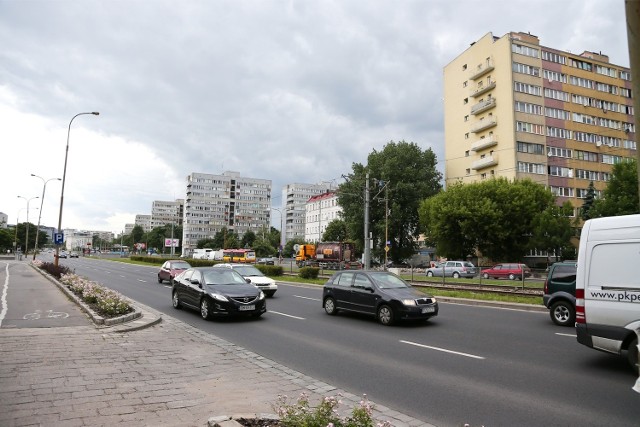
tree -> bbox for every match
[284,237,305,258]
[241,230,256,248]
[0,228,14,252]
[322,219,348,242]
[419,178,558,261]
[338,140,442,264]
[131,225,144,247]
[580,181,597,221]
[529,201,575,262]
[590,159,639,218]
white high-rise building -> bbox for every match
[304,192,342,243]
[182,171,272,255]
[151,199,184,228]
[280,182,335,246]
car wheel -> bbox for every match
[482,273,489,279]
[157,275,163,284]
[426,271,434,277]
[508,273,516,280]
[377,304,394,326]
[172,291,181,309]
[549,300,575,326]
[452,272,460,279]
[200,298,211,320]
[627,337,638,374]
[324,297,338,315]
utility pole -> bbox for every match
[363,172,370,270]
[625,0,640,209]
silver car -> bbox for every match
[426,261,477,278]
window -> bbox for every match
[462,64,467,71]
[550,186,574,197]
[602,154,623,165]
[570,58,592,71]
[464,98,468,104]
[546,126,572,139]
[545,107,570,120]
[512,43,540,58]
[336,272,355,287]
[596,65,617,78]
[517,141,544,155]
[544,88,570,101]
[465,150,470,157]
[518,162,545,174]
[513,62,540,76]
[465,168,470,175]
[570,76,594,89]
[543,69,567,83]
[548,147,572,158]
[514,82,542,96]
[463,81,468,88]
[515,101,543,115]
[620,70,631,81]
[576,169,600,181]
[542,50,566,64]
[549,166,573,178]
[575,150,598,162]
[517,121,544,135]
[464,115,469,122]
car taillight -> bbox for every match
[575,288,585,324]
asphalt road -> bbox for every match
[41,255,640,427]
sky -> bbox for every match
[0,0,631,235]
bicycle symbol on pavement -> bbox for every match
[23,309,69,320]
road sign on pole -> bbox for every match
[54,233,64,245]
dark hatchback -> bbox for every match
[322,270,438,325]
[172,267,266,320]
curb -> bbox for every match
[208,413,280,427]
[30,263,162,331]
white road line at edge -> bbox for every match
[269,311,305,320]
[0,263,9,327]
[556,332,577,337]
[138,279,147,283]
[400,340,486,360]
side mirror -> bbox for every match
[246,278,252,284]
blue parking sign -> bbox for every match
[54,233,64,245]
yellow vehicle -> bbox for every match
[222,249,256,263]
[295,244,316,266]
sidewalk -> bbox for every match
[0,261,433,427]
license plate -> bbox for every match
[239,305,255,311]
[421,306,435,314]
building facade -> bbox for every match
[151,199,184,228]
[443,31,635,216]
[134,215,152,233]
[304,192,342,243]
[182,171,272,255]
[280,182,335,246]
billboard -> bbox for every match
[165,238,179,248]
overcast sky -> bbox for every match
[0,0,630,235]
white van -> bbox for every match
[576,214,640,371]
[192,248,213,259]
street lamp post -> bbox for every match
[55,112,99,267]
[31,174,61,260]
[17,195,39,258]
[271,207,284,259]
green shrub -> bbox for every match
[299,267,320,279]
[35,260,72,279]
[256,265,284,276]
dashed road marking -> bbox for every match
[400,340,485,360]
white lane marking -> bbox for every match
[138,279,147,283]
[555,332,576,337]
[269,311,305,320]
[119,275,126,278]
[400,340,486,360]
[294,295,320,302]
[0,263,9,327]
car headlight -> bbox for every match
[431,297,437,304]
[210,293,228,302]
[402,299,416,306]
[259,291,265,300]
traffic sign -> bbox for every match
[54,233,64,245]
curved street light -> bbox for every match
[17,195,40,257]
[55,112,99,266]
[31,174,61,260]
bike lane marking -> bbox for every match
[0,263,8,327]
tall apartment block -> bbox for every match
[444,31,635,216]
[151,199,184,228]
[134,214,151,232]
[304,191,342,243]
[182,171,272,255]
[280,182,335,247]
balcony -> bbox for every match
[470,97,496,115]
[471,117,498,133]
[471,153,498,170]
[469,60,495,80]
[470,136,498,151]
[470,81,496,98]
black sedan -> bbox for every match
[322,270,438,325]
[172,267,266,320]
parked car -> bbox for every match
[158,260,192,284]
[213,263,277,297]
[425,261,477,278]
[171,267,266,320]
[69,252,79,258]
[256,257,275,265]
[58,251,68,259]
[480,263,531,280]
[543,261,577,326]
[322,270,438,326]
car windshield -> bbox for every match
[172,262,191,269]
[233,266,264,277]
[369,272,410,289]
[202,270,248,285]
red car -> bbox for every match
[481,263,532,280]
[158,260,191,284]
